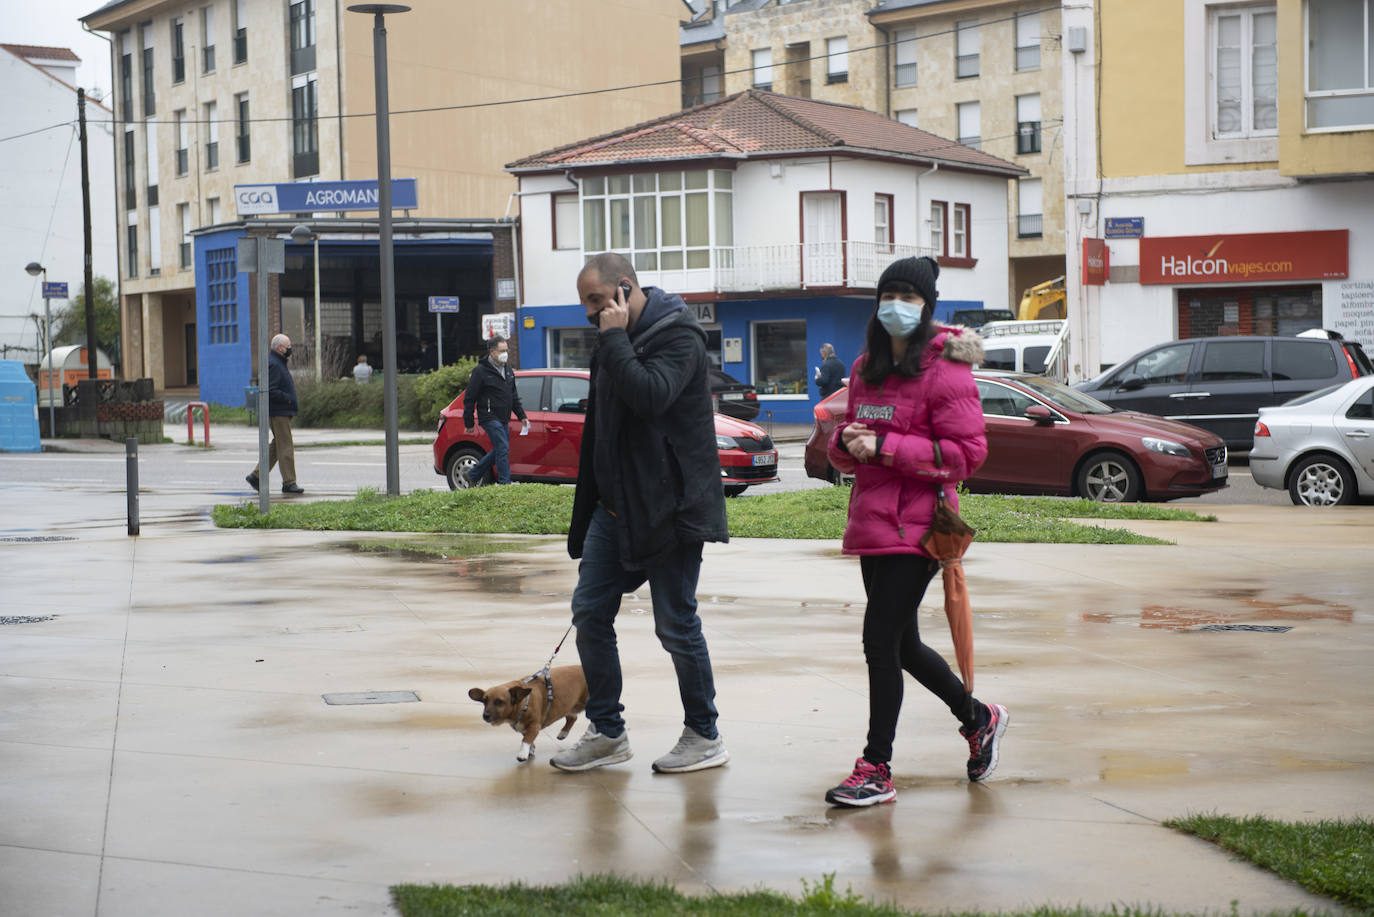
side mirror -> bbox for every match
[1024,404,1055,425]
[1117,374,1146,392]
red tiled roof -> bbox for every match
[1,44,82,63]
[507,89,1024,177]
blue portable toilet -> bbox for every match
[0,360,42,452]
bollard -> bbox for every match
[187,401,210,446]
[126,437,139,536]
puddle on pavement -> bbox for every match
[1100,751,1192,781]
[1083,591,1354,630]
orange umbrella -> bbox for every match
[920,491,977,692]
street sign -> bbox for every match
[234,179,419,216]
[42,282,68,299]
[1105,217,1144,238]
[428,296,460,313]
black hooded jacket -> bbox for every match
[568,287,729,568]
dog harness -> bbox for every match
[516,665,556,726]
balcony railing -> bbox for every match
[628,241,937,296]
[1018,213,1043,238]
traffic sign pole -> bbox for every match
[436,313,442,368]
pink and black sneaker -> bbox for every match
[824,757,896,807]
[960,703,1008,781]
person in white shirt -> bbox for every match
[353,355,373,384]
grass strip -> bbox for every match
[1166,814,1374,912]
[213,485,1211,545]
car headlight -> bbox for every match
[715,434,735,450]
[1141,436,1191,458]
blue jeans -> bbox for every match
[469,419,512,484]
[571,506,719,740]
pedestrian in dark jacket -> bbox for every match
[815,343,846,398]
[461,336,528,485]
[245,334,304,494]
[549,252,730,776]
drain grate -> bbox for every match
[0,615,56,625]
[1193,624,1293,633]
[322,691,420,706]
[0,536,78,543]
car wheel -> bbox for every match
[723,484,748,498]
[1288,454,1355,507]
[1077,451,1142,503]
[445,446,486,491]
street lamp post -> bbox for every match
[24,262,54,436]
[290,224,322,382]
[347,3,410,497]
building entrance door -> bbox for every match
[185,323,197,385]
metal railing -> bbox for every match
[1018,213,1043,237]
[620,242,938,296]
[1041,319,1072,384]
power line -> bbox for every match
[0,120,77,143]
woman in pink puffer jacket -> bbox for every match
[822,256,1009,808]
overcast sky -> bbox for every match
[7,0,115,99]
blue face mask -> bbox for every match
[877,300,924,339]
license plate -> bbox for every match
[752,453,776,467]
[1212,462,1227,479]
[722,392,744,400]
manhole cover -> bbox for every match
[1192,624,1293,633]
[0,615,56,625]
[0,536,78,543]
[322,691,420,706]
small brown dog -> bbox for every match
[468,665,589,762]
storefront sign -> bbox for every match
[690,303,716,324]
[234,179,419,216]
[1082,238,1108,286]
[1105,217,1144,238]
[1139,230,1348,284]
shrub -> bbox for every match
[294,373,428,429]
[412,358,478,429]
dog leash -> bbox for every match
[516,624,575,725]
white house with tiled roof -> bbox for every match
[507,89,1025,422]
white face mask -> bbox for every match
[496,351,509,364]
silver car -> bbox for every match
[1250,376,1374,506]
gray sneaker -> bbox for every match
[652,727,730,773]
[549,725,632,772]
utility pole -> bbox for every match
[78,89,97,379]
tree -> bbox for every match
[52,275,120,366]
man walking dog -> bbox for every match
[550,253,730,774]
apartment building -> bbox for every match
[681,0,1065,308]
[81,0,682,402]
[1061,0,1374,378]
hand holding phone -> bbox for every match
[600,280,632,331]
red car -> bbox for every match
[434,369,779,497]
[804,371,1228,502]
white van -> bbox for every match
[976,320,1066,376]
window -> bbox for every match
[175,110,188,174]
[233,0,247,63]
[235,93,250,162]
[553,192,579,250]
[826,37,849,83]
[752,48,773,89]
[126,217,138,278]
[550,329,597,368]
[292,74,319,178]
[1346,389,1374,419]
[140,23,155,115]
[1212,5,1277,137]
[1200,340,1266,380]
[1307,0,1374,129]
[952,203,971,258]
[123,128,136,209]
[205,247,238,345]
[580,170,733,272]
[1018,178,1043,238]
[930,201,945,253]
[979,349,1016,372]
[874,194,893,250]
[1017,93,1042,153]
[1126,343,1194,384]
[1273,340,1338,380]
[514,375,546,410]
[204,101,219,169]
[290,0,317,74]
[148,205,161,273]
[208,197,221,224]
[179,203,192,269]
[702,65,722,103]
[894,28,917,87]
[956,19,980,78]
[1016,13,1041,71]
[957,101,980,148]
[752,320,807,395]
[978,379,1038,414]
[172,18,185,83]
[550,375,589,412]
[895,108,918,127]
[119,31,133,120]
[201,5,216,73]
[144,117,158,205]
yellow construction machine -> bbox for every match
[1017,276,1066,321]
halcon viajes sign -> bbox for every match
[234,179,419,216]
[1138,229,1348,284]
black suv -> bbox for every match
[1075,333,1373,450]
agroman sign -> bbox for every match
[1139,230,1348,285]
[234,179,419,216]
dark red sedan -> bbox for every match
[804,371,1228,502]
[434,369,779,497]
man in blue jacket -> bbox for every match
[246,334,304,494]
[461,336,528,486]
[550,253,730,775]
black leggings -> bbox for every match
[860,553,979,765]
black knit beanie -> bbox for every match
[875,255,939,317]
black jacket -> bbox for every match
[816,354,846,398]
[462,358,527,427]
[267,349,298,417]
[568,287,729,569]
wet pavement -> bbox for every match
[1,479,1371,916]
